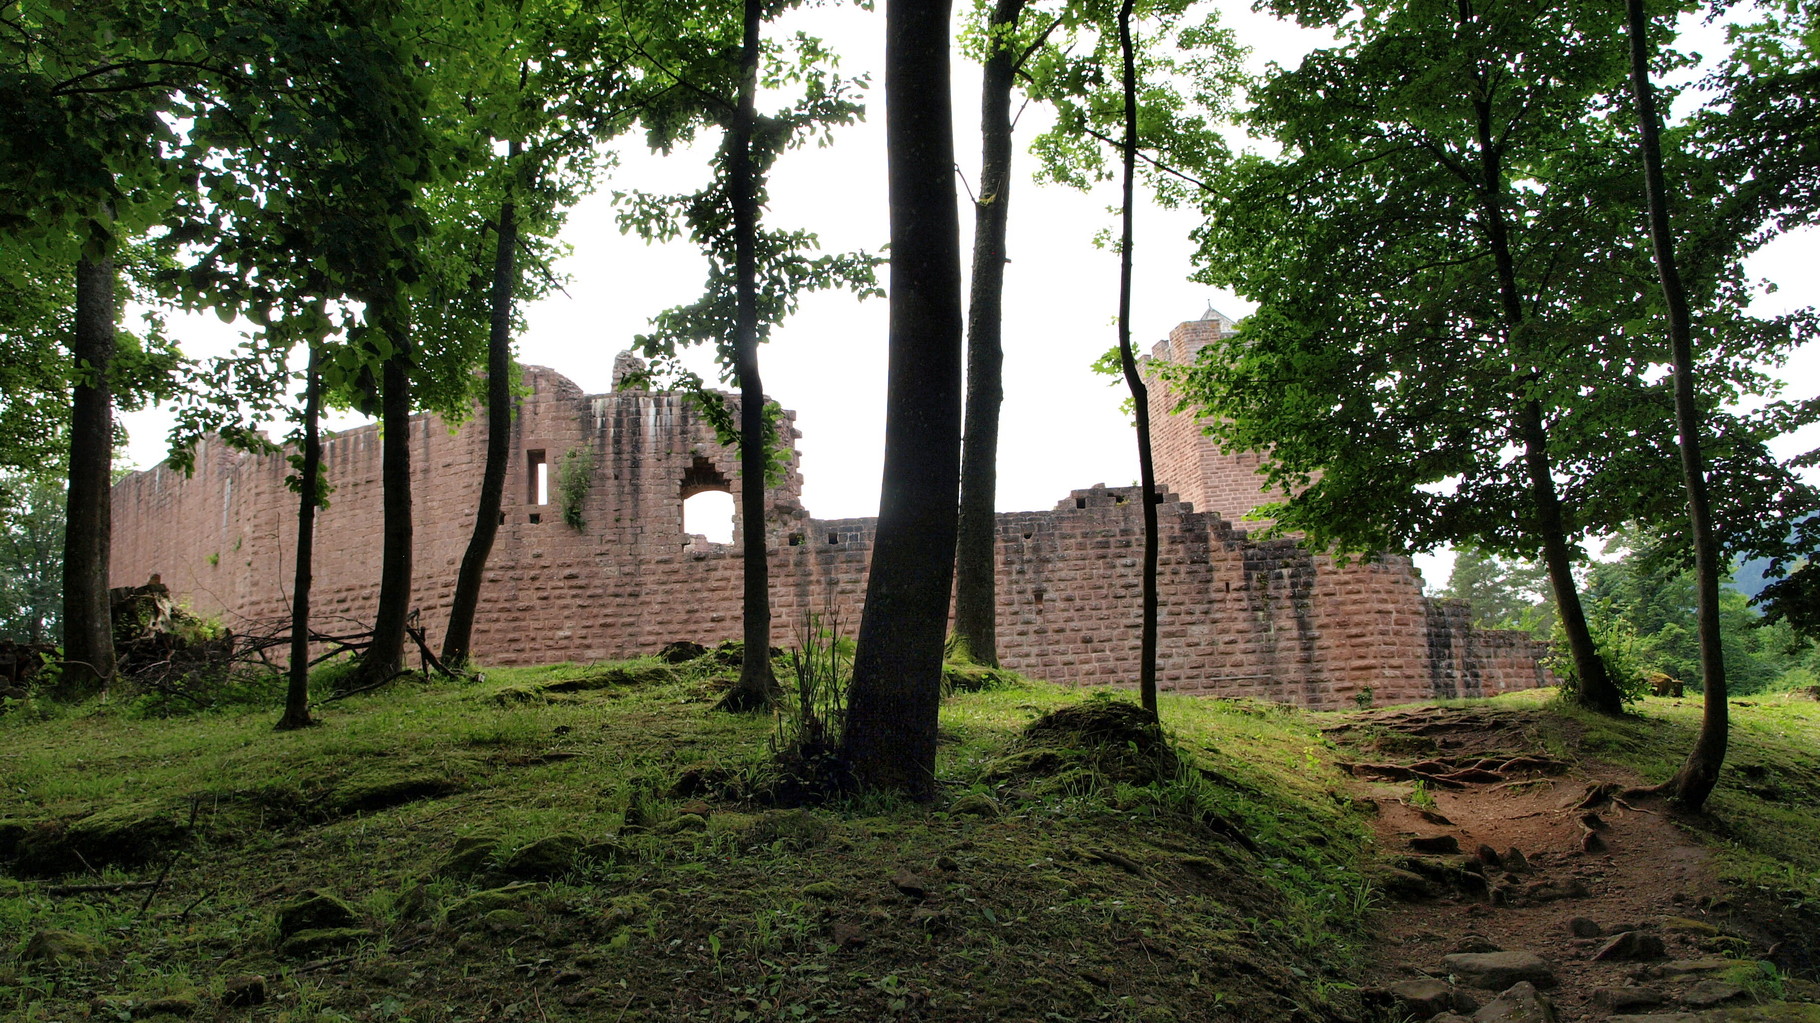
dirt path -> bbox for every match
[1328,706,1811,1023]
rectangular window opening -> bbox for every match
[527,450,548,505]
[529,512,542,524]
[828,532,840,544]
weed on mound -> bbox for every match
[985,695,1178,795]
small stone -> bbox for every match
[1582,829,1608,854]
[1472,981,1555,1023]
[829,921,866,948]
[677,801,712,818]
[434,836,499,879]
[1659,916,1720,937]
[1411,834,1462,854]
[1387,978,1461,1017]
[1591,986,1665,1011]
[138,994,200,1016]
[1680,979,1747,1007]
[1567,917,1602,938]
[1657,959,1732,976]
[495,834,583,881]
[934,854,960,872]
[275,890,359,940]
[21,928,103,964]
[278,927,374,958]
[1504,847,1531,872]
[655,814,707,835]
[1594,931,1667,962]
[482,909,529,932]
[444,882,546,926]
[910,906,952,933]
[1476,845,1503,867]
[220,974,267,1007]
[1451,934,1503,955]
[1443,951,1557,990]
[891,870,928,899]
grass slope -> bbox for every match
[1,663,1374,1023]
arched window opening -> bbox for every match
[684,490,735,544]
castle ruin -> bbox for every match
[110,312,1550,708]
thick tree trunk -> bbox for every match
[278,348,322,731]
[720,0,780,712]
[443,146,521,667]
[1472,92,1622,714]
[1114,0,1159,717]
[953,0,1029,670]
[352,312,413,687]
[842,0,964,799]
[1627,0,1726,809]
[60,255,117,699]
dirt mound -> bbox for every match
[987,698,1178,792]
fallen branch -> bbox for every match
[45,880,157,895]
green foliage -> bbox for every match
[555,446,594,530]
[1440,546,1555,639]
[0,469,65,644]
[1180,0,1817,568]
[1547,607,1651,707]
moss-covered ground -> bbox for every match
[3,666,1817,1022]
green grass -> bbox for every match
[0,660,1379,1022]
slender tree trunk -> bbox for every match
[842,0,964,799]
[1471,93,1622,714]
[1627,0,1727,809]
[352,309,413,687]
[953,0,1030,670]
[60,254,117,699]
[1113,0,1159,717]
[278,347,322,731]
[721,0,780,712]
[443,141,521,667]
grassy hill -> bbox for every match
[2,660,1817,1022]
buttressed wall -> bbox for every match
[111,314,1549,709]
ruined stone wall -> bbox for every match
[112,352,1549,709]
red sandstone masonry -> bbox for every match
[112,336,1550,709]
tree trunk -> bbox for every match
[1471,90,1623,715]
[443,142,521,668]
[1627,0,1727,809]
[277,347,322,731]
[352,311,413,687]
[719,0,780,713]
[60,254,117,699]
[842,0,964,799]
[953,0,1029,670]
[1113,0,1159,717]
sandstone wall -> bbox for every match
[112,358,1549,710]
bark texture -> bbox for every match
[953,0,1030,670]
[278,349,322,731]
[1114,0,1159,717]
[721,0,781,712]
[443,148,521,668]
[1627,0,1727,809]
[842,0,964,799]
[352,315,413,687]
[60,255,117,699]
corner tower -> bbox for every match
[1144,305,1283,525]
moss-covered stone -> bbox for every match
[276,889,359,939]
[15,801,188,875]
[22,928,104,964]
[278,927,375,958]
[329,771,463,814]
[949,793,1002,818]
[600,894,650,929]
[481,909,529,932]
[136,991,201,1017]
[444,883,546,926]
[434,836,499,879]
[494,834,583,880]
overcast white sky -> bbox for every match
[120,4,1816,588]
